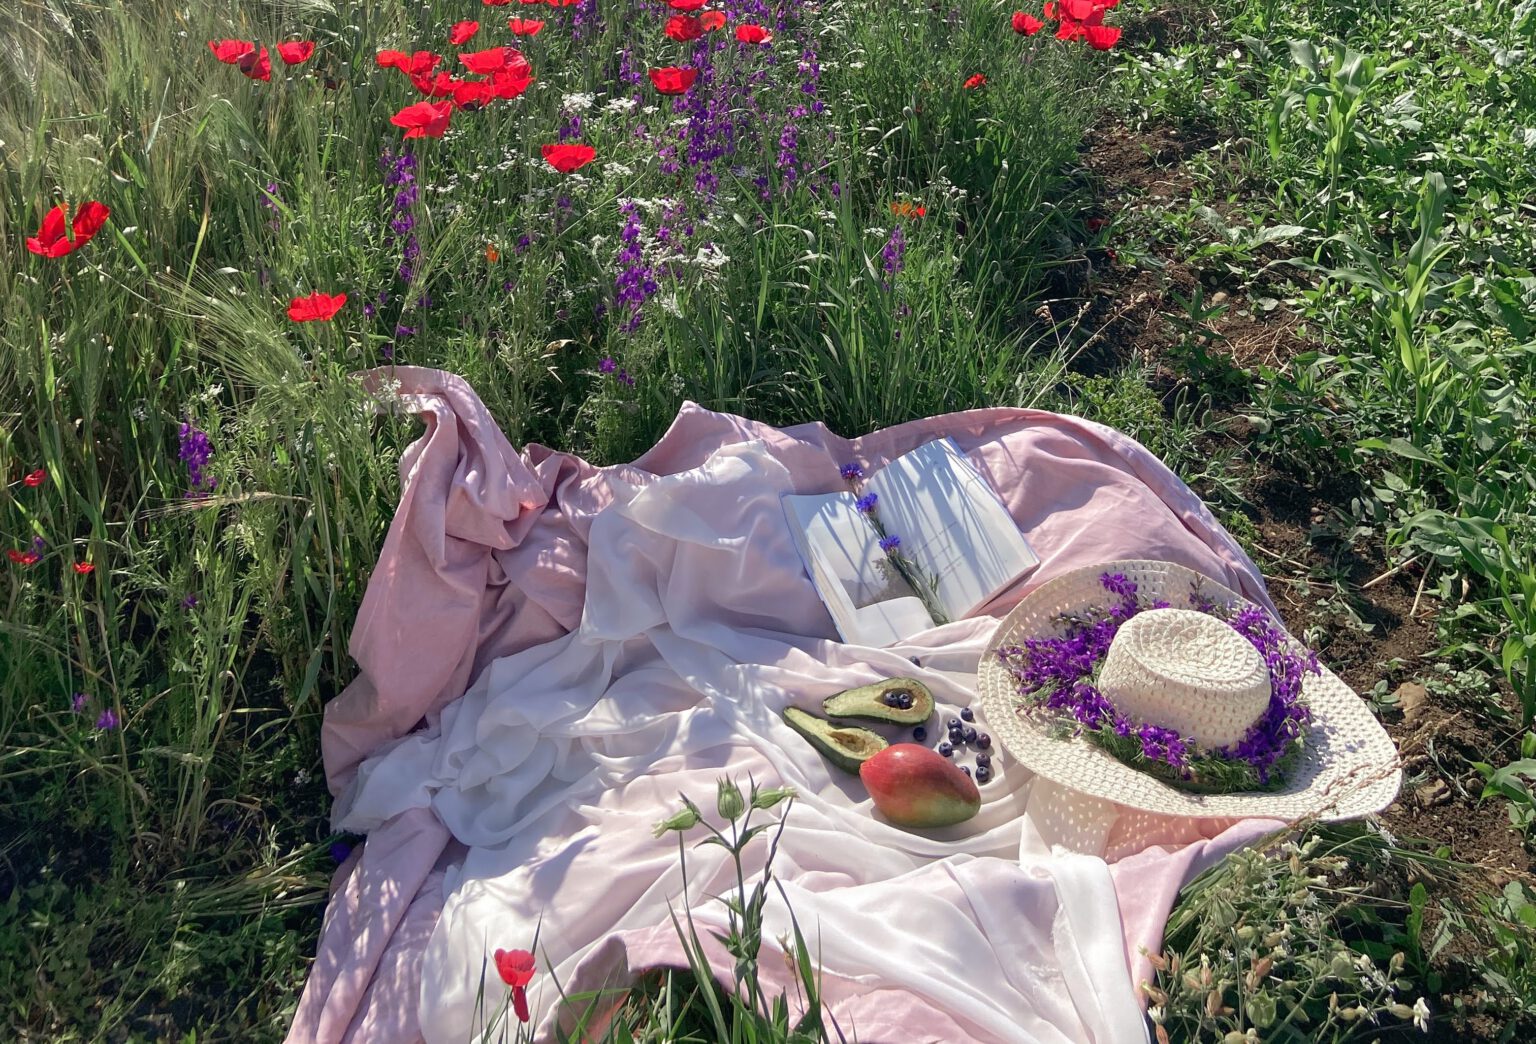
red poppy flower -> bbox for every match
[668,0,707,9]
[26,202,111,259]
[23,469,47,487]
[1060,0,1097,17]
[648,66,698,95]
[283,292,344,330]
[964,73,987,89]
[664,15,704,41]
[541,143,596,173]
[238,46,271,81]
[1083,23,1121,49]
[546,0,582,6]
[494,948,536,1023]
[1055,18,1087,41]
[1085,216,1108,233]
[452,78,496,108]
[735,23,771,43]
[508,18,545,35]
[287,291,348,322]
[412,70,461,97]
[7,549,40,567]
[490,66,534,99]
[277,41,315,65]
[74,562,95,575]
[391,100,454,138]
[377,50,443,75]
[1011,11,1044,34]
[700,10,727,29]
[450,20,481,44]
[460,46,519,74]
[1043,1,1057,16]
[208,39,256,64]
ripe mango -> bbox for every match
[858,743,981,829]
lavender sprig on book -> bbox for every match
[782,440,1039,647]
[841,470,949,628]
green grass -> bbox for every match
[0,0,1096,1038]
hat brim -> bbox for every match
[977,561,1402,821]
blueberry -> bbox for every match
[913,726,927,743]
[976,752,992,766]
[938,742,953,757]
[975,765,993,785]
[899,694,914,709]
[976,733,992,751]
[960,707,975,722]
[947,717,961,730]
[963,726,977,744]
[960,766,972,777]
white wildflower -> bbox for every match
[560,92,595,112]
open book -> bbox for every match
[782,439,1039,647]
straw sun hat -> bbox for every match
[976,560,1402,821]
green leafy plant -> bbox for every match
[1267,40,1418,234]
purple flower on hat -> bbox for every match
[998,571,1316,789]
[840,462,864,481]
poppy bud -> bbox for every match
[652,806,700,837]
[750,785,796,810]
[716,778,745,820]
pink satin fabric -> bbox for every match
[288,367,1286,1043]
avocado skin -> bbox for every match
[783,706,889,774]
[822,678,935,726]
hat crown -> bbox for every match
[1097,608,1271,748]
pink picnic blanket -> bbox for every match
[287,367,1285,1044]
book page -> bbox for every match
[863,439,1038,620]
[782,492,936,646]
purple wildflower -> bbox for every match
[95,708,119,731]
[599,357,617,374]
[614,201,659,331]
[181,593,199,610]
[855,492,878,513]
[839,462,864,481]
[616,369,636,387]
[880,225,906,287]
[879,534,901,553]
[330,841,354,863]
[177,421,215,494]
[71,692,89,713]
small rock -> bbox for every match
[1415,779,1451,808]
[1210,291,1229,304]
[1393,681,1429,723]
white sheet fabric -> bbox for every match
[335,440,1164,1042]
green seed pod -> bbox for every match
[716,777,745,820]
[750,785,797,810]
[652,807,700,838]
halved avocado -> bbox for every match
[783,707,889,774]
[822,678,935,726]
